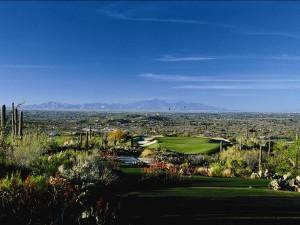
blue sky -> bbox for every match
[1,2,300,111]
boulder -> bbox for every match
[195,167,208,176]
[269,179,280,190]
[222,168,233,177]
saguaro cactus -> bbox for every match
[89,125,92,140]
[14,108,18,136]
[18,111,23,137]
[131,137,134,147]
[103,134,108,148]
[79,133,83,146]
[85,131,89,150]
[258,144,263,172]
[11,102,15,135]
[1,104,6,128]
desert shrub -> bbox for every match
[11,132,49,167]
[142,161,181,185]
[218,147,261,177]
[194,166,208,176]
[0,172,23,189]
[154,150,184,164]
[268,139,299,176]
[30,149,79,176]
[140,148,156,157]
[58,152,118,186]
[269,173,300,192]
[0,173,47,191]
[0,174,118,225]
[187,154,210,166]
[208,162,225,177]
[219,147,242,164]
[0,133,13,161]
[0,160,31,179]
[25,175,47,191]
[242,150,260,171]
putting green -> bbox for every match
[149,137,220,154]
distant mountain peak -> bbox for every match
[23,99,227,112]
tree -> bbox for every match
[268,139,299,176]
[108,129,128,146]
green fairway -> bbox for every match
[188,175,270,188]
[149,137,220,154]
[131,186,300,198]
[119,166,144,175]
[123,176,300,198]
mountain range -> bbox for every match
[23,99,227,112]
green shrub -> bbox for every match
[208,162,225,177]
[30,149,78,176]
[0,172,23,189]
[25,175,47,191]
[218,147,261,177]
[12,132,49,167]
[268,140,299,176]
[58,152,118,186]
[0,175,117,225]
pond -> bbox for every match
[117,156,153,165]
[117,156,142,165]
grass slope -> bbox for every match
[123,175,300,198]
[120,175,300,225]
[149,137,219,154]
[135,186,300,198]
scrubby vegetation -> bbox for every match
[1,104,300,224]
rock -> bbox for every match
[283,173,291,181]
[222,168,233,177]
[250,172,259,179]
[287,179,296,190]
[207,168,214,177]
[195,167,208,176]
[269,179,280,190]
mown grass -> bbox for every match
[119,166,144,176]
[149,137,219,154]
[188,175,270,188]
[120,172,300,198]
[133,186,300,198]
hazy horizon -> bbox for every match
[1,2,300,112]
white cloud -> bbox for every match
[238,30,300,39]
[0,64,55,69]
[154,54,300,63]
[138,73,300,83]
[173,84,300,90]
[155,55,216,62]
[100,5,300,39]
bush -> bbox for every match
[208,162,225,177]
[0,174,118,225]
[142,162,181,185]
[218,147,261,177]
[11,132,49,167]
[140,148,156,158]
[269,173,300,192]
[187,154,209,167]
[58,152,118,187]
[268,139,299,176]
[30,149,79,176]
[0,173,23,190]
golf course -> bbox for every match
[119,173,300,225]
[148,137,221,154]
